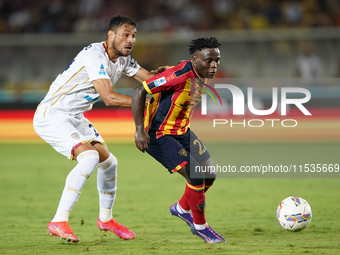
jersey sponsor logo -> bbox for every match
[99,64,106,75]
[166,74,175,81]
[154,77,166,87]
[71,133,80,139]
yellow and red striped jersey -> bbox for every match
[142,60,208,138]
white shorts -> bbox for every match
[33,112,105,160]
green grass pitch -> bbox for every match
[0,142,339,254]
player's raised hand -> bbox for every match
[151,66,170,75]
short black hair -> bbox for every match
[189,37,221,55]
[109,15,137,31]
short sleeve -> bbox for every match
[123,55,141,77]
[142,66,186,95]
[83,44,111,82]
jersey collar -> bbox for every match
[103,41,109,56]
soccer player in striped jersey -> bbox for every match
[33,15,161,243]
[131,37,226,243]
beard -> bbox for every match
[112,46,125,56]
[111,40,130,57]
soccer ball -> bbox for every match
[276,196,312,232]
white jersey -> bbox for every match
[36,41,140,117]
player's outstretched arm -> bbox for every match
[132,66,171,82]
[93,79,132,107]
[132,67,154,83]
[131,84,150,152]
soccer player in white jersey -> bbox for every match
[33,15,158,243]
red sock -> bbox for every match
[184,181,206,224]
[178,193,190,211]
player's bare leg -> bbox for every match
[200,158,216,192]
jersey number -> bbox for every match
[193,139,206,155]
[89,124,100,137]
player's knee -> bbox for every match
[97,153,117,171]
[204,169,216,181]
[189,175,204,186]
[199,158,216,181]
[184,160,205,186]
[77,150,100,166]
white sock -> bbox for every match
[99,207,113,223]
[97,153,117,222]
[176,202,190,214]
[194,222,208,230]
[52,150,99,222]
[52,209,69,222]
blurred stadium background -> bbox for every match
[1,3,339,253]
[0,0,339,142]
